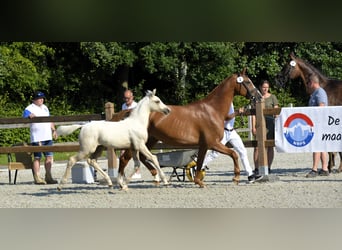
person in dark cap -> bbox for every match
[23,91,58,184]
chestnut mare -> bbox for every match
[276,52,342,172]
[117,69,262,188]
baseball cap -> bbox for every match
[33,91,46,100]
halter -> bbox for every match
[233,76,261,130]
[236,75,262,103]
[234,107,247,129]
[287,60,297,76]
[289,59,313,85]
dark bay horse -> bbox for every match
[276,52,342,172]
[117,69,262,188]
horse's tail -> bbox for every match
[56,124,83,136]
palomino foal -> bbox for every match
[56,89,171,191]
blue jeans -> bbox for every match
[31,140,53,158]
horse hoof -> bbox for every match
[233,180,240,185]
[194,179,206,188]
[232,179,240,185]
[153,181,160,186]
[57,187,62,191]
[163,181,170,186]
[232,177,240,185]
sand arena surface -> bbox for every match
[0,148,341,208]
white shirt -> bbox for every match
[224,103,235,130]
[23,103,52,143]
[122,101,137,110]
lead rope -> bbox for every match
[233,105,247,130]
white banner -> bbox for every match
[275,106,342,153]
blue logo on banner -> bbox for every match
[283,113,314,147]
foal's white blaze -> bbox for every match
[57,89,170,191]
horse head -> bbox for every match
[275,52,313,88]
[146,89,171,115]
[287,52,307,80]
[275,52,296,87]
[235,68,262,103]
[276,52,327,92]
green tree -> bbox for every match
[2,42,342,145]
[0,42,53,104]
[136,42,245,104]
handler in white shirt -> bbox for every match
[202,103,262,183]
[121,89,140,179]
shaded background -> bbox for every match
[1,0,341,41]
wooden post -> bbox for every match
[105,102,118,177]
[256,100,269,175]
[247,104,253,141]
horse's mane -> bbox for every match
[296,57,329,84]
[205,74,236,100]
[129,89,158,118]
[130,95,148,117]
[173,74,235,108]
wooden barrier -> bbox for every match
[0,143,80,154]
[0,114,103,128]
[0,140,275,154]
[255,102,281,175]
[0,102,280,175]
[0,113,103,154]
[256,100,268,174]
[104,102,118,176]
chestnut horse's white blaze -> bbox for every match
[56,89,171,191]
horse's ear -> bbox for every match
[241,68,247,75]
[290,52,296,59]
[146,90,152,96]
[146,89,156,97]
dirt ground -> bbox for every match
[0,148,341,208]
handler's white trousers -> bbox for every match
[202,129,253,176]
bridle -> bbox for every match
[276,60,296,86]
[234,75,263,129]
[288,59,313,86]
[236,75,262,103]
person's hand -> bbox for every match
[238,107,245,115]
[52,130,58,140]
[29,113,35,118]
